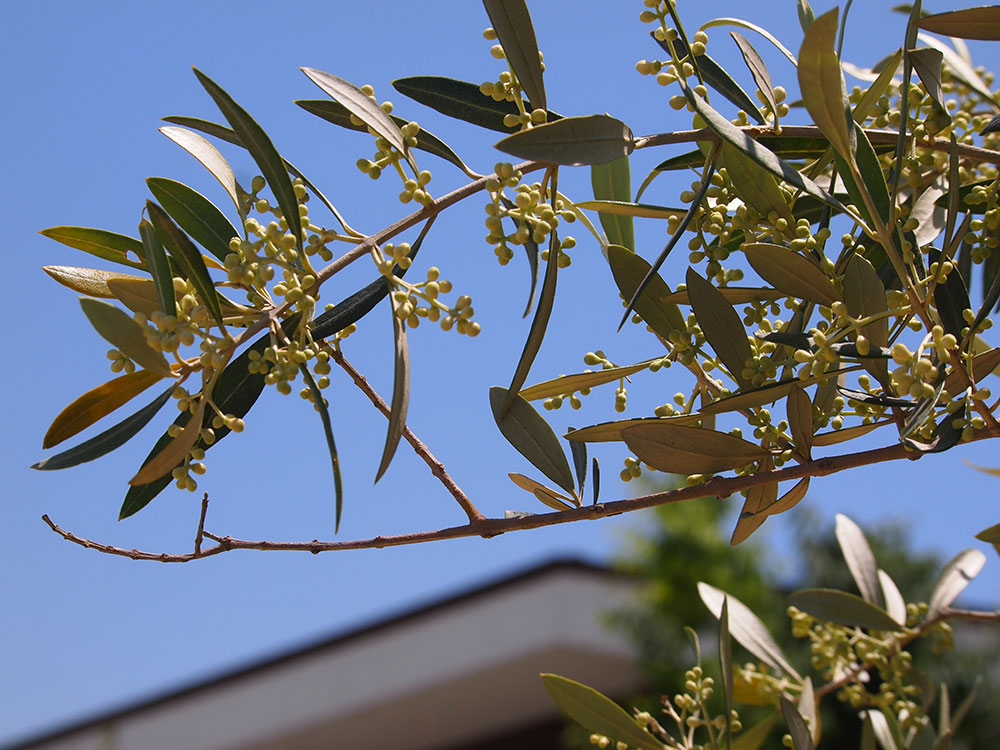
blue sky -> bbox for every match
[4,0,998,743]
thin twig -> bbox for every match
[330,348,486,523]
[41,426,1000,562]
[194,492,209,556]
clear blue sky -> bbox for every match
[4,1,997,743]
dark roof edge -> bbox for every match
[7,557,628,750]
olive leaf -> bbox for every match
[918,32,998,105]
[391,76,558,133]
[565,415,703,443]
[663,287,783,306]
[763,477,810,518]
[574,201,682,220]
[700,17,797,65]
[490,386,575,494]
[42,266,148,299]
[780,696,815,750]
[797,0,815,33]
[495,115,634,166]
[699,582,802,679]
[928,548,987,616]
[146,177,239,262]
[138,218,176,318]
[129,401,205,486]
[686,268,754,389]
[836,513,883,605]
[590,157,634,251]
[43,369,165,449]
[193,68,303,251]
[32,385,175,472]
[786,384,814,460]
[483,0,546,113]
[106,278,164,317]
[79,298,174,378]
[731,31,778,118]
[519,361,651,401]
[301,365,344,531]
[844,255,889,382]
[158,125,244,219]
[295,99,478,178]
[567,433,587,497]
[731,479,778,545]
[917,7,1000,40]
[720,143,793,222]
[375,295,410,483]
[798,9,853,162]
[607,245,686,339]
[508,473,576,511]
[744,243,841,307]
[301,68,412,168]
[623,422,770,475]
[788,589,904,632]
[879,569,907,626]
[909,48,947,112]
[718,598,734,744]
[541,674,666,750]
[943,347,1000,397]
[39,226,145,270]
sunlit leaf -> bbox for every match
[731,479,778,545]
[42,266,147,299]
[701,17,797,65]
[495,115,634,166]
[789,589,904,631]
[39,226,145,270]
[106,277,163,316]
[300,365,344,532]
[193,68,303,251]
[910,48,947,111]
[744,243,841,307]
[917,7,1000,40]
[375,297,410,483]
[719,598,734,746]
[720,143,793,222]
[43,369,165,449]
[699,582,802,679]
[836,513,883,605]
[732,32,778,118]
[138,218,176,317]
[623,422,770,475]
[147,201,225,329]
[128,401,204,486]
[928,548,987,615]
[686,268,753,388]
[663,287,783,305]
[79,298,173,378]
[590,157,634,251]
[764,477,810,519]
[879,569,907,626]
[865,709,899,750]
[32,385,175,472]
[565,415,703,443]
[844,255,890,384]
[798,0,815,32]
[483,0,546,114]
[491,386,575,494]
[780,696,815,750]
[542,674,665,750]
[146,177,238,262]
[608,245,686,339]
[574,200,682,220]
[787,385,814,460]
[158,125,243,217]
[508,473,575,511]
[520,361,651,401]
[799,9,853,161]
[918,33,998,105]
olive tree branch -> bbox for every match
[40,426,999,562]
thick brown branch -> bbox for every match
[330,348,486,523]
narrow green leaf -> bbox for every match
[147,201,225,329]
[789,588,905,631]
[798,9,853,161]
[146,177,238,262]
[663,287,783,305]
[607,245,686,339]
[787,385,813,459]
[483,0,546,113]
[699,582,802,680]
[301,365,344,531]
[391,76,557,132]
[565,415,704,443]
[119,330,274,519]
[490,386,575,494]
[918,32,998,105]
[844,255,890,384]
[574,200,682,220]
[853,49,904,125]
[701,18,797,65]
[106,277,164,317]
[541,674,665,750]
[495,115,634,166]
[508,473,575,511]
[731,32,778,118]
[798,0,815,32]
[79,298,173,378]
[32,385,175,471]
[879,569,907,626]
[129,401,205,485]
[835,127,892,233]
[623,422,770,475]
[499,195,540,317]
[42,265,147,299]
[568,434,587,498]
[591,457,600,504]
[686,268,754,389]
[193,68,303,252]
[836,513,883,605]
[719,598,734,750]
[679,81,847,213]
[917,7,1000,40]
[590,156,633,251]
[295,99,478,178]
[158,125,243,218]
[502,224,559,415]
[721,143,793,222]
[763,477,810,519]
[731,479,778,545]
[780,696,815,750]
[42,369,164,449]
[928,548,987,615]
[301,68,412,168]
[931,253,972,342]
[744,243,841,307]
[375,297,410,483]
[910,48,947,111]
[520,361,651,401]
[138,218,176,317]
[39,226,145,270]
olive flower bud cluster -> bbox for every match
[479,28,547,130]
[484,175,576,266]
